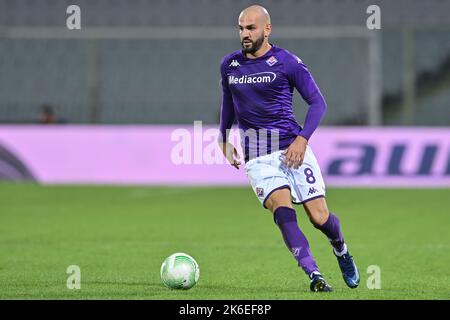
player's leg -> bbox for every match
[303,197,360,288]
[245,151,331,292]
[265,188,332,292]
[303,197,344,252]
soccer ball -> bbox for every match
[160,252,200,290]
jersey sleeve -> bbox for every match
[284,54,327,141]
[218,59,236,143]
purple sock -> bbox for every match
[273,207,319,276]
[314,212,345,252]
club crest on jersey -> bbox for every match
[256,187,264,197]
[266,56,278,67]
[229,59,240,67]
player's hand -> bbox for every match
[282,136,308,169]
[218,142,241,170]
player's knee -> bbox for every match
[265,197,290,213]
[304,197,329,225]
[267,201,292,213]
[265,188,292,213]
[306,205,329,225]
[311,217,326,227]
[309,208,329,226]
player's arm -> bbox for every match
[283,55,327,168]
[218,61,241,170]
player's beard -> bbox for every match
[241,33,265,55]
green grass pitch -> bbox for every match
[0,183,449,299]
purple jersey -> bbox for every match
[219,44,327,161]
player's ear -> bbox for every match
[264,24,272,38]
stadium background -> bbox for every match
[0,0,449,299]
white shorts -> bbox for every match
[244,146,326,208]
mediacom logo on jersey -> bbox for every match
[228,72,276,85]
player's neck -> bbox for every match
[246,42,272,59]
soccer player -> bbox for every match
[218,5,360,292]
